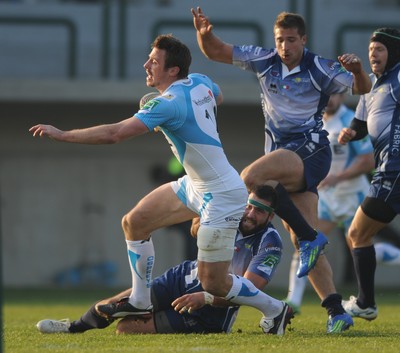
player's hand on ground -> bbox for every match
[29,124,63,140]
[172,292,206,314]
[338,127,356,145]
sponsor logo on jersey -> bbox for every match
[265,247,282,253]
[392,124,400,156]
[193,94,213,106]
[225,216,241,222]
[268,83,278,94]
[254,46,262,56]
[262,254,280,267]
[327,60,339,71]
[239,45,254,53]
[305,141,316,153]
[142,99,160,111]
[257,254,280,275]
[383,180,392,191]
[293,77,310,83]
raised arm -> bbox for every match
[191,7,233,64]
[29,116,149,145]
[338,54,372,95]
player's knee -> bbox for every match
[197,226,236,262]
[122,210,145,232]
[348,228,369,248]
[240,167,256,189]
[121,213,132,233]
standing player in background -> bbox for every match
[192,7,371,333]
[30,34,292,334]
[339,28,400,321]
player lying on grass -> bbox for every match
[37,185,294,335]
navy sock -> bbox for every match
[321,293,345,317]
[352,246,376,307]
[273,183,317,241]
[69,304,115,333]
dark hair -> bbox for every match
[250,184,278,210]
[151,34,191,79]
[274,12,306,37]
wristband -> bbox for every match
[203,292,214,305]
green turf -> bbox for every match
[3,288,400,353]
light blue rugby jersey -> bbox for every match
[135,73,244,192]
[232,46,354,144]
[324,104,373,194]
[354,63,400,173]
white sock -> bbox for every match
[286,252,307,307]
[225,274,283,319]
[126,238,154,309]
[375,242,400,265]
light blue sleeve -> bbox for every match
[134,96,182,131]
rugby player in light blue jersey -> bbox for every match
[192,7,372,333]
[339,28,400,321]
[30,34,292,334]
[37,185,289,335]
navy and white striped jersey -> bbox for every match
[354,63,400,172]
[232,46,354,145]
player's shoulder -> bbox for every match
[306,50,344,75]
[188,72,209,80]
[187,73,216,88]
[259,224,283,245]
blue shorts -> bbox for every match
[276,136,332,194]
[151,260,238,333]
[367,171,400,214]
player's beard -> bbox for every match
[239,219,269,236]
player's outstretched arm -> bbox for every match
[29,117,149,144]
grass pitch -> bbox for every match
[3,288,400,353]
